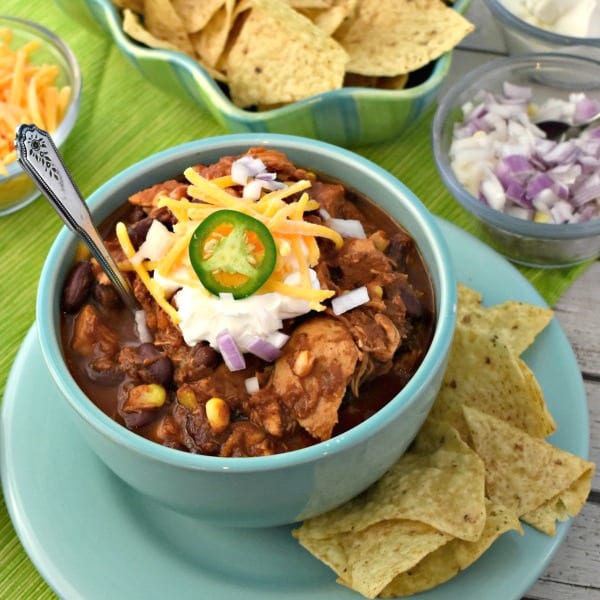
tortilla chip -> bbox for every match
[297,520,452,599]
[296,423,486,542]
[464,406,594,531]
[112,0,144,11]
[171,0,225,33]
[297,0,358,36]
[222,0,348,107]
[426,324,556,441]
[457,283,554,356]
[344,72,409,90]
[189,0,235,69]
[143,0,195,55]
[379,501,522,597]
[457,282,482,308]
[333,0,474,76]
[521,464,594,535]
[285,0,333,7]
[122,8,180,52]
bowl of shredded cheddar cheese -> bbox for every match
[0,15,81,216]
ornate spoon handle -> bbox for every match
[15,123,138,312]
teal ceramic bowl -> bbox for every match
[54,0,472,147]
[36,134,456,527]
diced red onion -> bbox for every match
[246,336,283,362]
[134,310,153,344]
[502,81,532,102]
[216,329,246,372]
[326,217,366,239]
[244,376,260,394]
[243,179,263,200]
[574,97,600,124]
[331,286,370,316]
[268,331,290,348]
[450,84,600,224]
[231,155,285,199]
[231,160,251,186]
[319,207,331,221]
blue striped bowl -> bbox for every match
[55,0,472,147]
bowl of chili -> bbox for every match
[37,133,456,527]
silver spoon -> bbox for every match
[536,111,600,141]
[15,123,139,312]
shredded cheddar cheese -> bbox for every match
[115,222,181,323]
[116,161,344,324]
[0,28,72,175]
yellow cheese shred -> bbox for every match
[120,161,345,317]
[115,222,180,324]
[0,29,72,175]
[180,167,343,309]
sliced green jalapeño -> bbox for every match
[189,209,277,299]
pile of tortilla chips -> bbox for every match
[111,0,474,108]
[293,283,595,598]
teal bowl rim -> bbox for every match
[0,15,82,181]
[37,133,457,473]
[432,52,600,241]
[64,0,472,124]
[483,0,600,45]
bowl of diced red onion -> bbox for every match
[432,52,600,268]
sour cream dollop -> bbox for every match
[501,0,600,37]
[174,279,317,352]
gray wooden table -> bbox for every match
[453,3,600,598]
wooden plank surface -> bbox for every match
[457,3,600,599]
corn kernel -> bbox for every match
[205,397,230,433]
[74,242,91,262]
[370,230,389,252]
[177,386,199,410]
[292,350,314,377]
[123,383,166,412]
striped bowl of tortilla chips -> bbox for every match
[55,0,473,147]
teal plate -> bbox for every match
[0,219,589,600]
[53,0,473,147]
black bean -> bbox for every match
[146,357,174,388]
[192,343,219,370]
[121,408,158,429]
[62,261,94,313]
[127,206,147,224]
[92,281,122,309]
[138,342,161,359]
[137,343,174,387]
[127,217,153,249]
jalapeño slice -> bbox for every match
[189,209,277,299]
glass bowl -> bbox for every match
[432,53,600,268]
[54,0,472,147]
[0,15,81,216]
[483,0,600,61]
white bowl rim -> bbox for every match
[37,133,457,473]
[483,0,600,45]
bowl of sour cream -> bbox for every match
[483,0,600,60]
